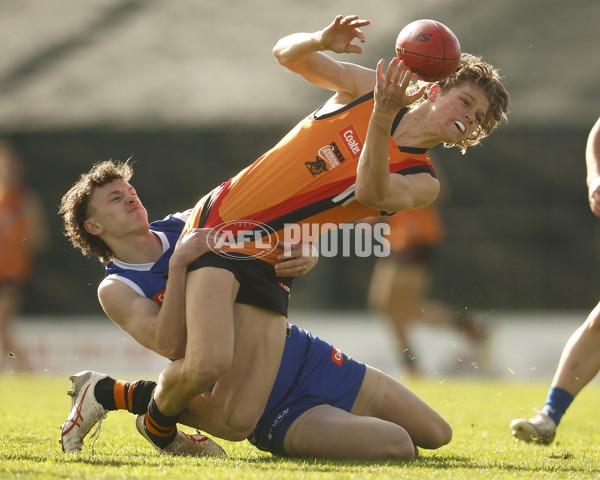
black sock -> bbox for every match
[144,397,178,448]
[129,380,157,414]
[94,377,117,410]
[94,377,157,414]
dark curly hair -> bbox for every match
[59,160,133,265]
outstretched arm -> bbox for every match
[586,116,600,217]
[273,15,375,101]
[355,58,438,212]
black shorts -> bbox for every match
[187,252,294,317]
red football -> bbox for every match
[395,19,461,82]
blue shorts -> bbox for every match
[248,323,366,455]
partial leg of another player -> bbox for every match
[283,366,451,459]
[510,301,600,444]
[0,285,28,371]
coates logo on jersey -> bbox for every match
[152,287,166,306]
[208,220,279,260]
[338,124,363,160]
[331,347,344,366]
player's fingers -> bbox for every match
[375,58,386,80]
[353,28,367,43]
[340,15,360,25]
[385,57,400,83]
[392,59,407,86]
[276,259,301,270]
[399,64,414,88]
[345,44,363,55]
[353,19,371,28]
[406,85,427,102]
[274,262,304,275]
[277,243,305,260]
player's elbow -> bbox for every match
[355,188,411,213]
[273,42,294,67]
[149,331,187,360]
[272,44,283,63]
[272,35,308,67]
[355,185,386,210]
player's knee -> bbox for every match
[424,419,452,449]
[182,354,233,392]
[385,434,418,460]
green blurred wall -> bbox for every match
[7,123,599,315]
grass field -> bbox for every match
[1,373,599,479]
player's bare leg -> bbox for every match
[154,267,239,414]
[283,404,416,459]
[551,301,600,397]
[368,259,421,373]
[283,366,451,458]
[146,268,239,448]
[351,366,452,449]
[510,301,600,444]
[0,286,27,371]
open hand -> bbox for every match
[373,57,427,115]
[315,15,370,54]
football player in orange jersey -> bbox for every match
[140,15,507,453]
[60,161,450,460]
[60,15,508,456]
[0,141,47,371]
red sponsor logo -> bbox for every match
[338,125,363,159]
[152,287,166,306]
[278,282,291,293]
[331,347,343,366]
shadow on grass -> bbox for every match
[7,448,595,476]
[228,452,477,470]
[228,452,594,475]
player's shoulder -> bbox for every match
[149,211,189,233]
[98,273,145,300]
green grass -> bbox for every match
[1,373,599,479]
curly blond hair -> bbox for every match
[409,53,509,153]
[59,160,133,265]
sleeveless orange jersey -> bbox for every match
[186,92,436,264]
[385,206,445,253]
[0,186,33,283]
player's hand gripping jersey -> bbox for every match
[186,92,436,264]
